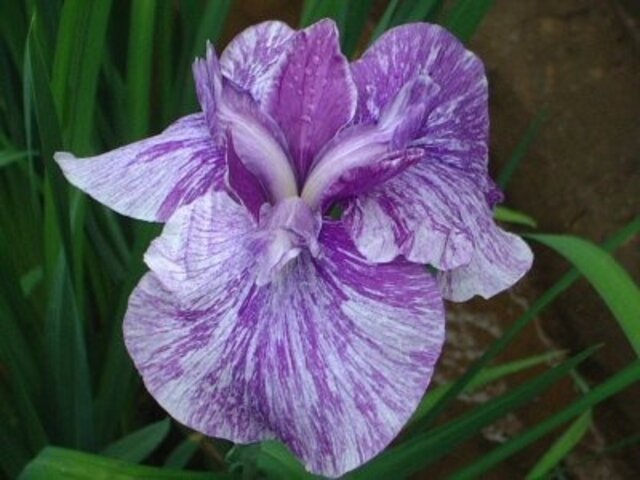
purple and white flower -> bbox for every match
[55,20,532,477]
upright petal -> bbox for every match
[352,23,488,173]
[193,43,222,136]
[266,19,357,182]
[224,132,268,219]
[127,193,444,477]
[218,80,298,201]
[344,161,532,300]
[220,20,295,103]
[55,114,224,222]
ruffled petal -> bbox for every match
[344,161,532,300]
[266,19,357,182]
[55,114,224,222]
[127,193,444,477]
[352,23,488,173]
[220,20,295,104]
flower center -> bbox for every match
[254,196,321,286]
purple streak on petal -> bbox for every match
[225,132,268,219]
[220,20,295,104]
[352,23,488,173]
[266,19,357,182]
[302,74,440,210]
[55,114,224,222]
[218,80,298,200]
[253,197,321,286]
[126,195,444,476]
[344,161,533,299]
[193,42,223,137]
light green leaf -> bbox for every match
[494,206,538,228]
[527,232,640,356]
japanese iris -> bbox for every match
[55,20,532,477]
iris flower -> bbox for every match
[55,20,532,477]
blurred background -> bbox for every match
[1,1,638,479]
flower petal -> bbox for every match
[266,19,357,182]
[344,161,533,300]
[218,80,298,200]
[220,20,295,103]
[193,42,222,137]
[127,193,444,477]
[55,114,224,222]
[352,23,488,172]
[224,132,268,219]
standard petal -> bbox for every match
[266,19,357,181]
[344,161,532,300]
[55,114,224,222]
[224,132,268,219]
[220,20,295,103]
[193,42,222,136]
[352,23,488,173]
[126,194,444,477]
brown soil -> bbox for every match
[222,1,640,478]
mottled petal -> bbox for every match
[220,20,295,103]
[55,114,224,222]
[193,43,222,136]
[302,76,438,210]
[127,193,444,477]
[352,23,488,173]
[344,161,532,299]
[218,80,298,200]
[266,19,357,181]
[224,132,268,219]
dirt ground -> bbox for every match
[223,1,640,477]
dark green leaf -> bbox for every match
[445,0,494,43]
[102,419,171,463]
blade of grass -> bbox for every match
[101,419,171,464]
[0,150,37,168]
[300,0,347,31]
[164,434,202,469]
[494,205,538,228]
[497,110,547,189]
[525,410,592,479]
[409,350,564,425]
[346,346,598,479]
[445,0,494,43]
[18,447,229,480]
[527,233,640,356]
[449,360,640,479]
[369,0,400,44]
[342,0,375,58]
[0,420,32,478]
[192,0,233,59]
[126,0,156,141]
[405,216,640,435]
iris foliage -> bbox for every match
[0,1,638,479]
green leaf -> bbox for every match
[346,347,598,479]
[342,0,375,58]
[445,0,494,42]
[405,216,640,434]
[527,232,640,356]
[409,350,564,425]
[191,0,232,59]
[497,110,546,189]
[0,150,36,168]
[449,360,640,479]
[525,410,592,479]
[19,447,227,480]
[494,205,538,228]
[164,434,202,469]
[126,0,156,141]
[102,419,171,464]
[369,0,400,44]
[229,441,317,480]
[51,0,112,153]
